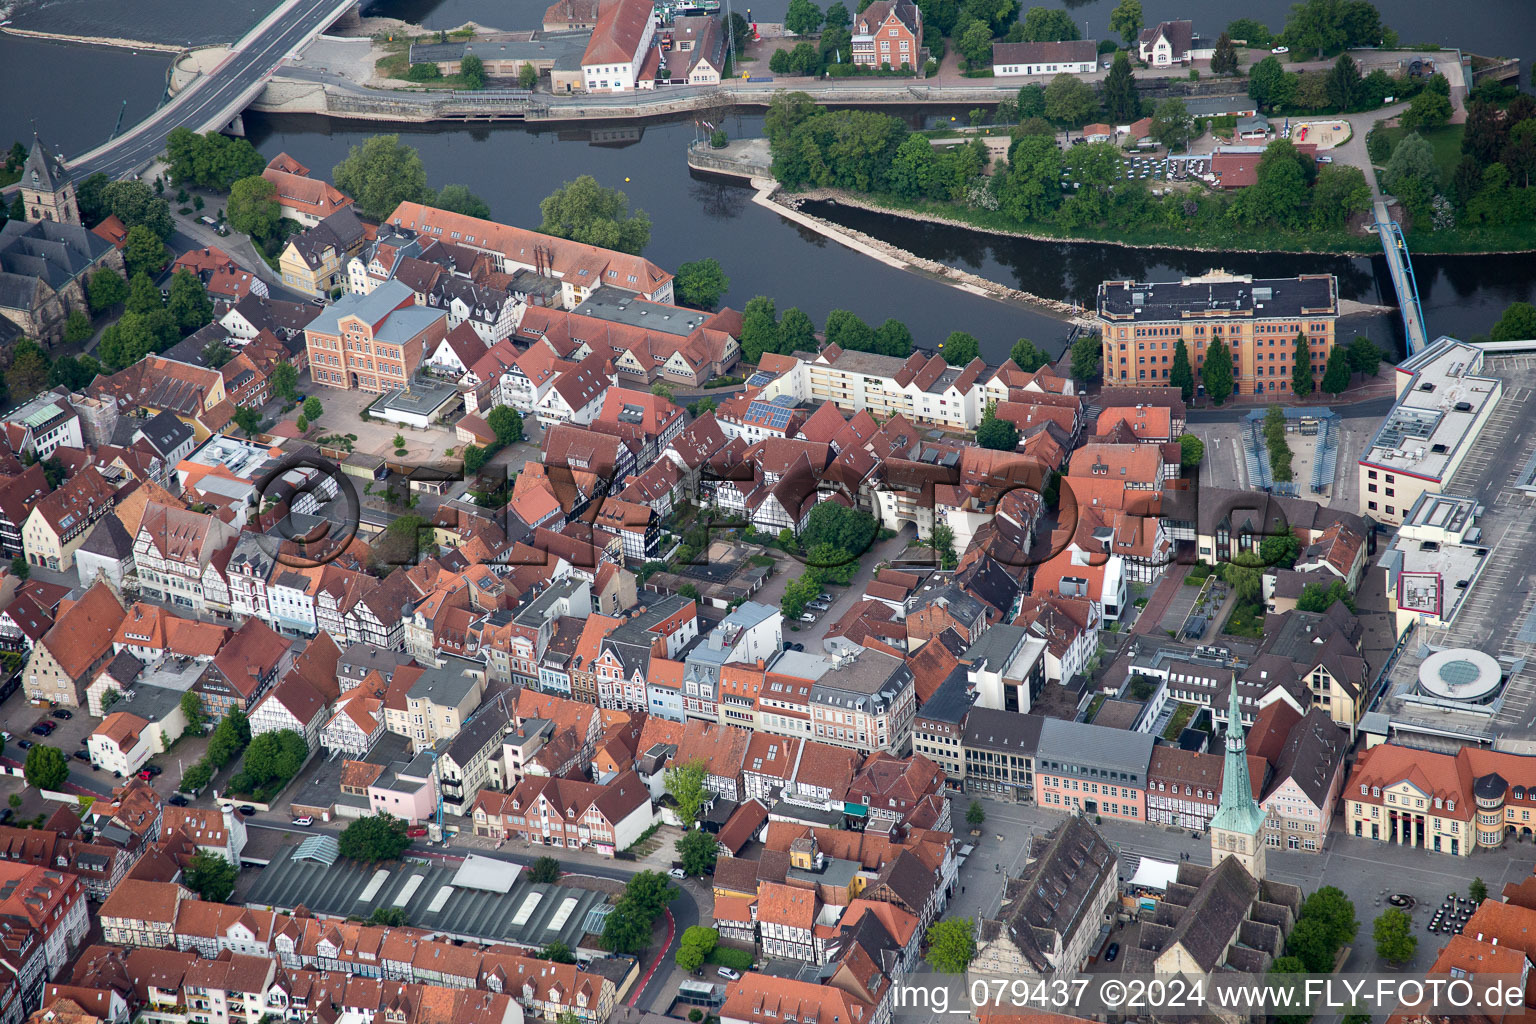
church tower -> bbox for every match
[1209,678,1267,880]
[21,136,79,226]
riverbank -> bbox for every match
[0,25,182,50]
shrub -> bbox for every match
[708,946,754,970]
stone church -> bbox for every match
[0,137,124,345]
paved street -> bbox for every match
[751,526,916,650]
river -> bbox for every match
[3,0,1534,361]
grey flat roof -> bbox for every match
[246,845,608,947]
[573,286,708,337]
[963,625,1027,673]
[1035,718,1155,779]
[407,661,483,708]
[1099,272,1336,322]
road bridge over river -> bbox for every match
[65,0,359,181]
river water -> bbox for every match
[2,0,1534,360]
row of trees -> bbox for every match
[601,871,676,954]
[1248,53,1431,117]
[178,705,251,793]
[165,128,267,191]
[1262,405,1295,483]
[779,503,880,618]
[95,265,216,372]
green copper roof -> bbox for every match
[1209,678,1268,837]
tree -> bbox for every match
[180,691,207,734]
[528,856,563,883]
[1297,578,1355,613]
[665,758,709,825]
[1102,52,1139,122]
[675,926,718,971]
[1321,345,1351,395]
[23,745,68,791]
[88,267,128,313]
[185,851,238,903]
[181,759,215,793]
[433,183,492,218]
[101,180,173,238]
[75,172,111,225]
[785,0,824,35]
[924,918,977,973]
[233,407,260,435]
[1284,0,1348,58]
[623,871,676,919]
[332,134,433,220]
[168,269,215,333]
[460,52,486,88]
[781,573,821,619]
[976,406,1020,451]
[63,309,93,345]
[227,175,281,239]
[1310,164,1371,228]
[487,405,523,446]
[302,396,323,422]
[9,556,27,580]
[739,296,780,362]
[677,827,717,876]
[823,308,875,353]
[1470,878,1488,903]
[1325,53,1362,111]
[1045,73,1095,126]
[461,444,489,473]
[674,258,730,310]
[370,907,409,927]
[539,175,650,254]
[1008,338,1051,372]
[1150,98,1194,152]
[769,48,792,73]
[339,813,412,861]
[1105,0,1142,45]
[1291,333,1314,396]
[519,61,539,89]
[49,354,102,391]
[1347,336,1383,376]
[957,20,994,69]
[164,128,266,191]
[1260,526,1300,570]
[5,340,51,403]
[1019,6,1077,41]
[1210,32,1239,75]
[1373,908,1416,965]
[206,708,250,767]
[1492,302,1536,342]
[942,331,979,366]
[1285,915,1339,973]
[1301,886,1359,954]
[1159,339,1195,401]
[126,272,163,316]
[929,523,958,570]
[1400,89,1452,132]
[966,800,986,825]
[778,307,816,352]
[1247,56,1293,111]
[204,339,235,369]
[269,361,299,402]
[602,904,652,954]
[243,729,308,786]
[1178,434,1205,467]
[1384,133,1438,194]
[1070,332,1101,382]
[1202,338,1234,405]
[124,225,169,279]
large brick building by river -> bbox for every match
[1097,270,1339,397]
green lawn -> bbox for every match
[1162,702,1196,740]
[1221,599,1267,639]
[1375,122,1466,184]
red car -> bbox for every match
[406,826,428,838]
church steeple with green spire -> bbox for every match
[1209,678,1267,879]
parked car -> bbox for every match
[717,968,741,981]
[292,816,314,827]
[0,809,11,824]
[17,739,32,750]
[807,601,830,612]
[799,612,816,623]
[29,724,50,737]
[237,805,257,816]
[1316,155,1334,163]
[168,794,190,806]
[73,750,91,762]
[668,868,686,879]
[1105,942,1120,962]
[137,769,154,780]
[406,826,429,838]
[143,763,163,776]
[818,593,832,602]
[1271,45,1289,54]
[49,708,71,720]
[199,215,217,227]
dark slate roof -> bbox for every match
[915,666,974,725]
[871,849,934,915]
[102,648,145,686]
[1156,857,1260,972]
[137,410,194,460]
[1265,707,1347,807]
[0,219,112,292]
[77,514,134,560]
[23,138,69,194]
[1099,273,1334,322]
[961,706,1043,755]
[999,813,1116,972]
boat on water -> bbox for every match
[655,0,720,20]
